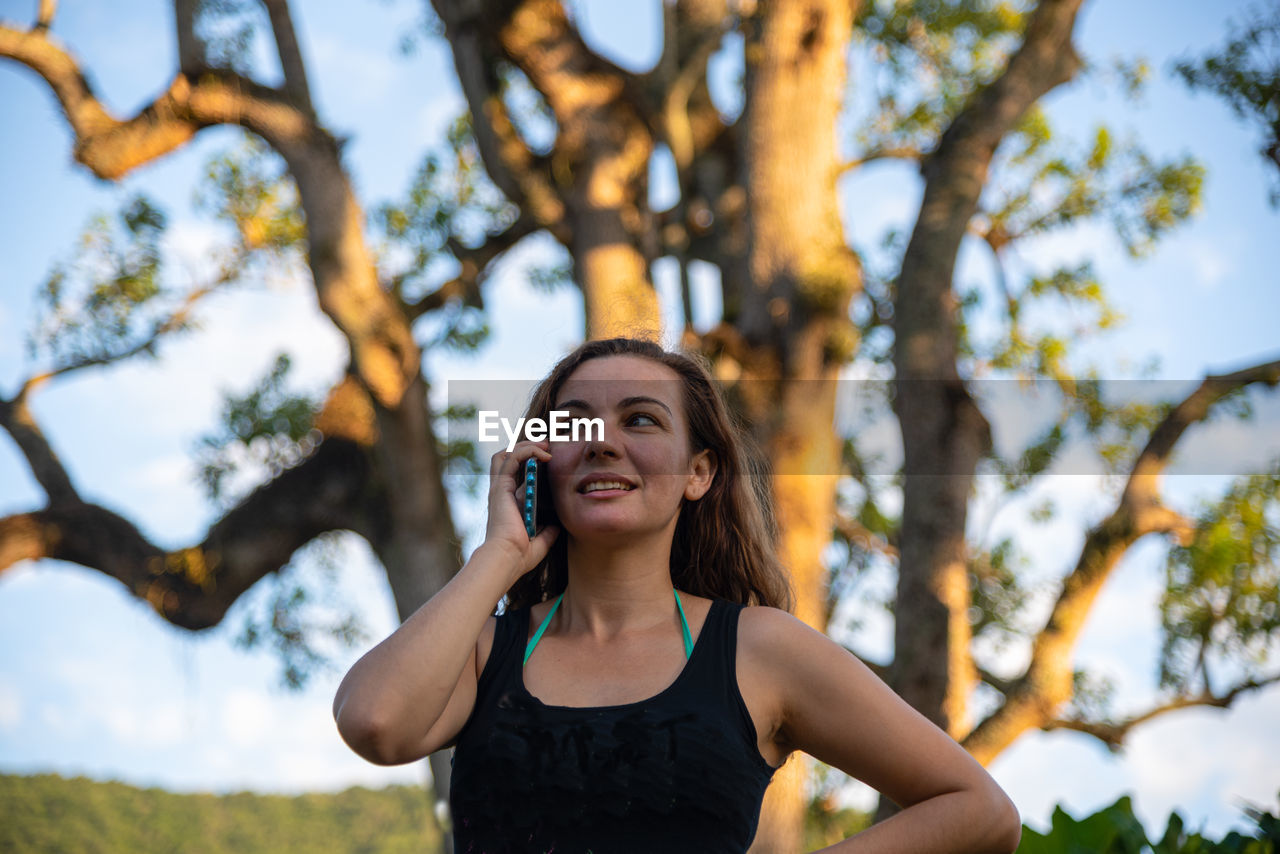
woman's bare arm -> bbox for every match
[741,607,1022,853]
[332,544,514,765]
[332,443,558,765]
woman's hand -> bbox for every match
[480,440,560,584]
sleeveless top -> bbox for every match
[449,598,777,854]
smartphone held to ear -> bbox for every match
[522,458,553,538]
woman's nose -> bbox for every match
[584,428,621,459]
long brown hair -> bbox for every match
[503,337,793,612]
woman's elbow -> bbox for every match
[334,698,408,766]
[983,784,1022,853]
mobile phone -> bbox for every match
[521,457,556,538]
[522,458,540,538]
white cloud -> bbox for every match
[222,688,276,747]
[0,682,21,729]
[134,453,197,494]
[1184,239,1233,290]
[97,700,187,748]
[40,703,81,737]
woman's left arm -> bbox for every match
[741,608,1023,854]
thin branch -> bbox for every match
[1044,673,1280,752]
[834,510,899,560]
[976,667,1016,696]
[36,0,56,31]
[261,0,314,116]
[431,5,568,242]
[0,396,81,506]
[838,145,926,174]
[402,214,538,320]
[15,262,239,401]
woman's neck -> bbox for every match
[560,535,679,638]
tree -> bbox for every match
[2,2,1279,853]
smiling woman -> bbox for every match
[332,337,1022,854]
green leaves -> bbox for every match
[1174,6,1280,204]
[197,134,306,259]
[1159,466,1280,693]
[1016,794,1280,853]
[988,112,1205,259]
[26,195,181,370]
[853,0,1029,158]
[233,531,369,692]
[374,113,520,353]
[193,353,322,507]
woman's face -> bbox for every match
[545,355,714,543]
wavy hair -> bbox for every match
[503,337,793,612]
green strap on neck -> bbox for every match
[523,588,693,666]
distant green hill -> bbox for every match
[0,773,440,854]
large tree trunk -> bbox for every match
[734,1,859,849]
[881,0,1086,822]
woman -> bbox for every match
[333,337,1022,853]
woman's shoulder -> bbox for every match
[736,604,845,668]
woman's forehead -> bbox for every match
[555,355,683,408]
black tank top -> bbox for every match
[449,598,777,853]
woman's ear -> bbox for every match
[684,449,717,501]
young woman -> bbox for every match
[333,337,1022,853]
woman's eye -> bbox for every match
[628,412,659,427]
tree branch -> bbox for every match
[834,510,899,560]
[399,213,537,320]
[0,437,373,630]
[1044,673,1280,752]
[0,23,319,180]
[261,0,314,116]
[963,354,1280,763]
[173,0,205,74]
[36,0,56,31]
[0,395,81,506]
[430,5,568,243]
[13,261,239,402]
[839,145,925,174]
[977,667,1016,696]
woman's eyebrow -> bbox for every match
[554,396,673,418]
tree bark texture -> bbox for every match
[734,0,859,849]
[433,0,662,340]
[882,0,1084,822]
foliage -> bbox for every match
[232,530,369,690]
[196,0,268,75]
[1160,466,1280,693]
[1174,5,1280,204]
[24,195,191,369]
[0,773,440,854]
[853,0,1029,157]
[374,114,520,352]
[1016,794,1280,854]
[804,764,873,850]
[196,133,307,269]
[193,352,322,507]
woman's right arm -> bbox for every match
[332,443,559,766]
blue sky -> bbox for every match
[1,0,1279,842]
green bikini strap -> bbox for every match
[523,592,564,666]
[522,588,693,666]
[674,589,694,659]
